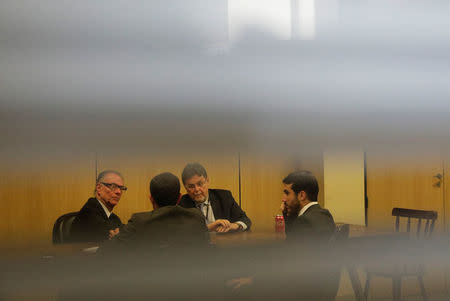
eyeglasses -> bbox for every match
[100,182,128,192]
[185,180,206,191]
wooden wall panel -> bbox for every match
[97,149,239,223]
[296,152,325,207]
[240,151,298,232]
[0,150,95,248]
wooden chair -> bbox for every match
[363,208,438,301]
[335,223,350,242]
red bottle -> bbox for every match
[275,214,285,233]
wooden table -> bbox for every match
[1,227,406,301]
[210,231,286,247]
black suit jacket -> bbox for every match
[100,205,210,254]
[284,203,336,244]
[70,197,122,243]
[179,189,252,230]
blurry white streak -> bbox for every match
[228,0,291,42]
[298,0,316,40]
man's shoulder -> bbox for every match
[81,197,99,208]
[306,204,333,218]
[130,210,150,218]
[209,189,233,199]
[78,198,102,215]
[128,211,154,222]
[179,194,195,207]
[156,205,204,218]
[301,205,335,226]
[209,188,231,194]
[132,206,203,221]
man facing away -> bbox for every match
[101,172,210,253]
[281,170,336,244]
[70,170,125,243]
[179,162,252,233]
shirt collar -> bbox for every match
[196,194,210,207]
[298,201,318,217]
[97,198,112,218]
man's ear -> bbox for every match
[95,183,101,195]
[176,193,181,205]
[150,195,158,209]
[298,191,307,202]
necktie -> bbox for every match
[198,203,209,222]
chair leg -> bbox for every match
[392,277,402,301]
[348,265,365,301]
[418,276,428,301]
[363,273,371,301]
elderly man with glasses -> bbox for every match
[70,170,126,243]
[179,163,251,232]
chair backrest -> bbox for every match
[329,223,350,246]
[391,208,438,238]
[52,212,79,244]
[335,223,350,241]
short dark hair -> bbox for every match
[282,170,319,202]
[181,163,208,184]
[150,172,181,207]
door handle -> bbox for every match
[433,173,443,187]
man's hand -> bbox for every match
[207,219,231,232]
[229,223,242,232]
[108,228,120,240]
[280,200,289,216]
[226,277,253,291]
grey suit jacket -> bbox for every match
[101,205,210,254]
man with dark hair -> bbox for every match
[179,162,251,232]
[70,170,125,243]
[281,170,335,243]
[102,172,209,251]
[149,171,181,207]
[224,172,338,301]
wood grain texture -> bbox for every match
[0,150,96,247]
[240,150,305,232]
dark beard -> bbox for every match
[287,202,301,216]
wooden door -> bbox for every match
[366,148,444,232]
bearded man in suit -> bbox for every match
[281,170,336,244]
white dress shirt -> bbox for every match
[197,197,215,225]
[97,198,112,218]
[197,197,247,230]
[298,201,319,217]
